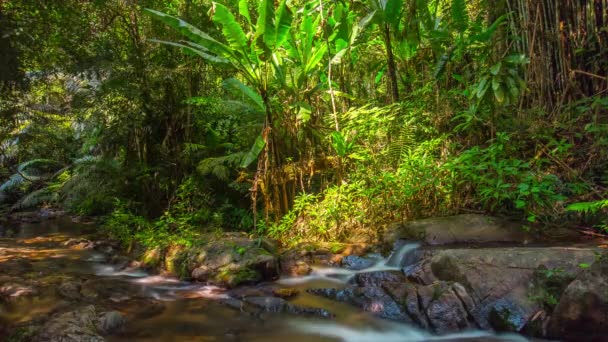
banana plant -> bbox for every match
[145,0,293,169]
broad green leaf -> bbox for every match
[352,11,375,46]
[256,0,276,50]
[331,47,348,65]
[223,78,265,112]
[274,0,293,48]
[305,44,328,74]
[476,76,489,98]
[144,9,232,58]
[490,62,502,76]
[240,134,266,168]
[296,102,312,123]
[238,0,252,28]
[504,54,529,64]
[492,77,501,91]
[149,39,230,64]
[494,85,505,103]
[212,3,249,56]
[384,0,403,28]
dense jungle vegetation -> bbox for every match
[0,0,607,247]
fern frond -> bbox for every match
[12,188,58,210]
[566,199,608,213]
[388,123,416,165]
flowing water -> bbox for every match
[0,216,527,341]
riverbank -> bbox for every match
[1,211,607,341]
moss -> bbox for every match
[141,247,163,269]
[6,326,37,342]
[329,242,345,254]
[217,266,261,287]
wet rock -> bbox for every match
[548,253,608,339]
[57,281,82,300]
[279,242,370,276]
[185,233,279,287]
[417,282,474,333]
[34,305,104,342]
[38,207,65,219]
[429,246,597,331]
[0,281,37,299]
[63,238,94,250]
[0,257,33,276]
[341,254,382,270]
[141,246,164,269]
[355,270,407,287]
[385,214,531,246]
[308,286,411,322]
[242,296,333,318]
[272,287,299,299]
[97,311,125,334]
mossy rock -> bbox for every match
[140,247,163,269]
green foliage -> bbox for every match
[447,133,565,222]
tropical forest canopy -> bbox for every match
[0,0,607,247]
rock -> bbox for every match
[341,254,382,270]
[97,311,125,334]
[34,305,104,342]
[308,286,411,322]
[38,207,65,219]
[185,233,279,287]
[0,257,32,276]
[385,214,531,246]
[63,238,94,250]
[548,253,608,339]
[279,242,370,276]
[429,246,597,331]
[417,282,474,333]
[243,296,333,317]
[57,281,82,300]
[164,244,188,277]
[141,246,164,269]
[0,281,37,299]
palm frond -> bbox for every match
[197,152,246,181]
[0,174,26,192]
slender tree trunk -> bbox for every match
[383,24,400,103]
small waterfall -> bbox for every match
[290,320,528,342]
[278,242,420,286]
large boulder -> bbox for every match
[185,233,279,287]
[548,253,608,339]
[429,246,597,332]
[384,214,531,247]
[34,306,104,342]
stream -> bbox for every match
[0,216,528,341]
